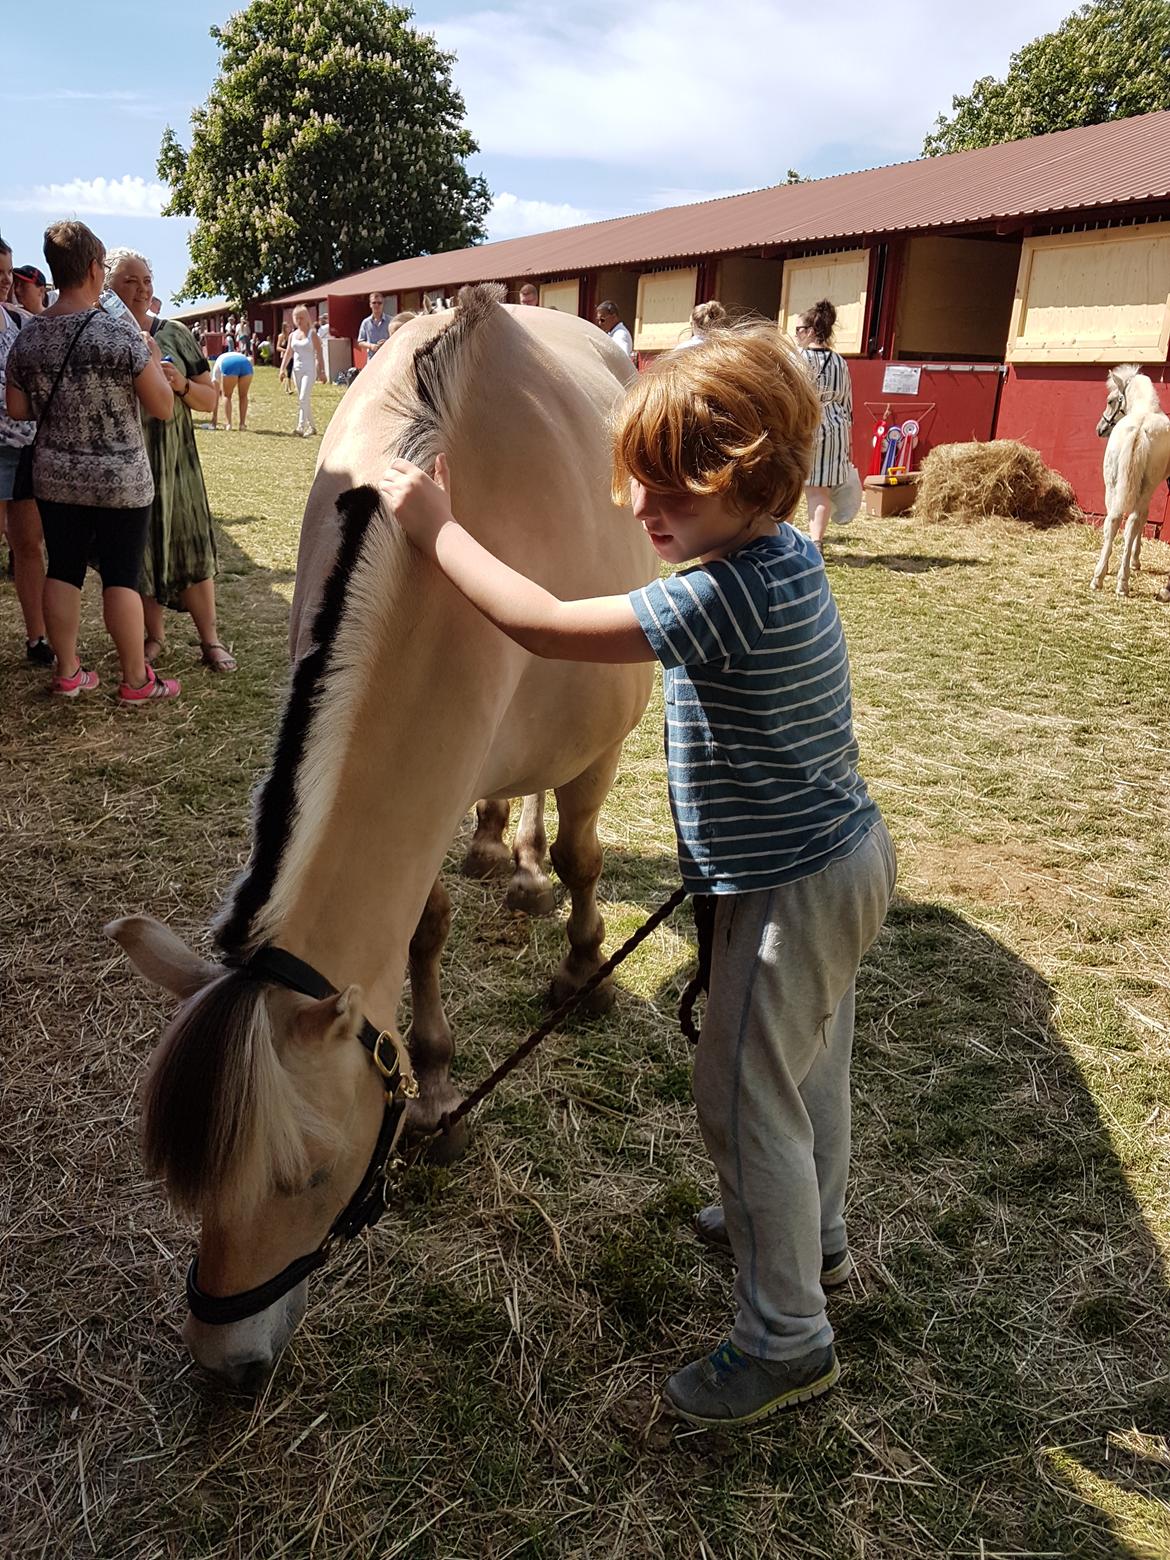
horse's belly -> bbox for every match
[474,659,654,800]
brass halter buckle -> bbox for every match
[374,1029,419,1100]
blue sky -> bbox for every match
[3,0,1075,306]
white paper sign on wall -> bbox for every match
[882,365,922,395]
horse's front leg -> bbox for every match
[548,745,624,1017]
[506,792,558,917]
[404,876,468,1162]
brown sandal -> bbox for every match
[144,636,164,665]
[200,641,237,673]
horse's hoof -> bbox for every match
[549,970,616,1016]
[506,876,559,917]
[1090,577,1103,592]
[461,841,512,880]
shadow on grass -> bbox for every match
[608,894,1169,1556]
[832,551,986,573]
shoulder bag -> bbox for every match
[13,309,99,502]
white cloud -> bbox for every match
[487,190,598,239]
[434,0,1075,181]
[6,176,172,219]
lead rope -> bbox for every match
[435,885,693,1138]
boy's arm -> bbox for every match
[382,456,655,664]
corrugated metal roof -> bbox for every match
[270,109,1170,304]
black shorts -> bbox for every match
[39,499,150,592]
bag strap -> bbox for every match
[30,308,99,451]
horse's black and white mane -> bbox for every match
[215,283,506,958]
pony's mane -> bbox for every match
[1110,364,1141,391]
[140,972,329,1217]
[214,282,509,958]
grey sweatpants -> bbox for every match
[693,820,897,1361]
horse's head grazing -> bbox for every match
[107,915,386,1391]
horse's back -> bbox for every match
[290,302,646,663]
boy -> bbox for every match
[381,325,896,1427]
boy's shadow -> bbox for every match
[638,893,1170,1555]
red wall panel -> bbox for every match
[845,361,1002,476]
[996,364,1170,527]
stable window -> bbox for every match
[1007,223,1170,363]
[896,236,1019,361]
[540,279,580,313]
[635,267,698,352]
[779,250,869,355]
[594,268,639,330]
[715,256,782,321]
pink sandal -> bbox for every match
[51,664,100,697]
[118,665,181,707]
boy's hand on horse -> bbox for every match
[381,454,453,554]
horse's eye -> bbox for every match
[307,1167,330,1191]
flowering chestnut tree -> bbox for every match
[159,0,491,302]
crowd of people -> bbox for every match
[0,221,235,701]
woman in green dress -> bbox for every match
[105,249,236,671]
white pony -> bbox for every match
[1092,365,1170,597]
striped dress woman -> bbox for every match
[795,299,853,552]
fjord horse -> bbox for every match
[109,287,655,1387]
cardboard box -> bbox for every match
[862,473,918,518]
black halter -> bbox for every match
[1099,385,1128,436]
[184,946,417,1327]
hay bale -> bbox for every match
[914,440,1080,528]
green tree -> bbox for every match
[159,0,491,301]
[924,0,1170,155]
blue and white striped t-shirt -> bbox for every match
[629,525,879,894]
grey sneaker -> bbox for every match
[663,1340,839,1427]
[692,1204,854,1288]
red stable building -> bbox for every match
[260,110,1170,530]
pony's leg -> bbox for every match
[1134,519,1144,572]
[548,743,624,1016]
[1117,510,1144,597]
[462,798,512,879]
[505,793,558,917]
[1091,508,1121,591]
[404,875,468,1161]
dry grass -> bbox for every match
[914,440,1080,529]
[2,371,1168,1558]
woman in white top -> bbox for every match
[279,305,325,437]
[795,298,853,553]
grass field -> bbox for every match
[2,366,1169,1558]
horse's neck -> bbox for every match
[1128,377,1162,416]
[251,526,521,1025]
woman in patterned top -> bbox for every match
[795,298,853,554]
[6,221,180,703]
[106,249,236,672]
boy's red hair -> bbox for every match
[611,324,821,522]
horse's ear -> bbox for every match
[295,985,366,1047]
[105,915,219,1000]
